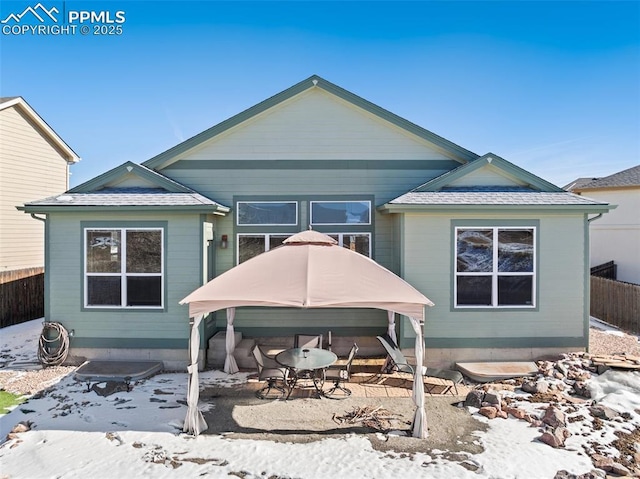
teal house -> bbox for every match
[21,76,612,370]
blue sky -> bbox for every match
[1,0,639,188]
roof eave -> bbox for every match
[19,204,229,214]
[1,97,81,163]
[378,203,615,214]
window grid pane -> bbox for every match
[86,230,121,273]
[238,235,266,264]
[311,201,371,225]
[237,202,297,225]
[126,230,162,273]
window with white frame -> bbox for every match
[310,201,371,225]
[328,233,371,257]
[237,201,298,226]
[237,234,289,264]
[455,227,535,307]
[85,228,163,308]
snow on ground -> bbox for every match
[0,319,639,479]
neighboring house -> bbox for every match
[567,165,640,285]
[20,76,612,369]
[0,97,80,271]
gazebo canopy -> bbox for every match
[179,230,434,439]
[180,229,433,320]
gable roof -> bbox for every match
[21,161,230,214]
[0,96,80,164]
[412,153,564,193]
[381,153,613,213]
[69,161,195,193]
[563,177,600,191]
[142,75,479,170]
[571,164,640,191]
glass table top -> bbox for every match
[275,348,337,370]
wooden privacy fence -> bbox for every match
[591,276,640,334]
[0,267,44,328]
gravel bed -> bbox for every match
[589,327,640,357]
[0,366,76,396]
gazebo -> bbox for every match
[179,230,434,438]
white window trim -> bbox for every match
[236,201,298,226]
[84,227,164,309]
[310,200,372,226]
[454,226,536,309]
[328,232,372,257]
[236,233,290,265]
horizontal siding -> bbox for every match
[0,106,70,270]
[47,212,204,343]
[402,212,586,342]
[218,307,388,336]
[449,164,526,187]
[182,89,452,161]
[164,168,449,206]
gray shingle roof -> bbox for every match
[563,177,600,191]
[389,191,608,206]
[574,164,640,190]
[25,187,224,208]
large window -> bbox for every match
[85,228,163,308]
[455,227,535,308]
[310,201,371,225]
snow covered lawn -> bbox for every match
[0,320,639,479]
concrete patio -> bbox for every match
[241,358,473,399]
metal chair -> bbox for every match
[323,343,358,399]
[376,334,465,395]
[294,334,323,349]
[252,345,289,399]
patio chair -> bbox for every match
[294,334,323,349]
[376,334,465,395]
[251,345,290,399]
[323,343,358,399]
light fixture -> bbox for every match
[220,234,228,249]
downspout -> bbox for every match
[588,213,603,223]
[30,213,49,322]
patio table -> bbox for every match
[276,347,337,399]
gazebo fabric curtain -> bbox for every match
[408,317,427,439]
[183,314,208,435]
[224,307,239,374]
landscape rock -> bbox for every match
[589,405,619,421]
[590,453,633,476]
[478,406,498,419]
[483,390,501,405]
[542,405,566,428]
[505,406,528,420]
[10,421,32,434]
[538,427,571,448]
[522,379,549,394]
[572,381,591,398]
[552,471,604,479]
[463,390,485,408]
